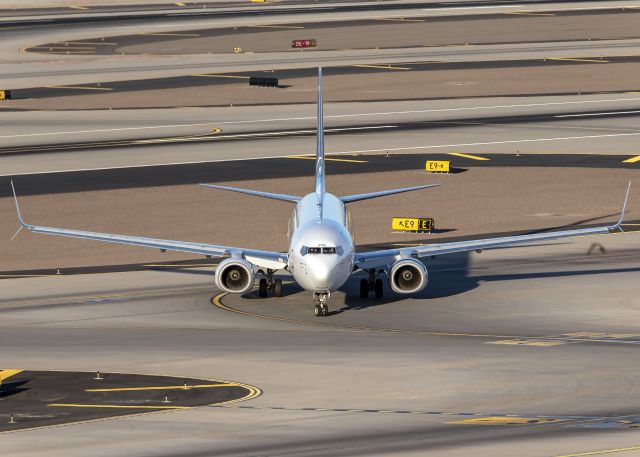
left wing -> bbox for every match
[10,182,287,270]
[356,182,631,269]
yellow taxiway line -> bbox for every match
[49,403,190,410]
[45,85,112,91]
[449,416,563,425]
[86,383,235,392]
[447,152,490,160]
[622,155,640,163]
[287,155,368,163]
[69,5,89,9]
[353,64,411,70]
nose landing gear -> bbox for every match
[313,292,330,317]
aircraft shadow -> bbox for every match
[332,252,640,315]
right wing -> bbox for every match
[356,182,631,270]
[10,182,288,270]
[199,184,300,203]
[341,184,440,203]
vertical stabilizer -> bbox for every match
[315,67,325,218]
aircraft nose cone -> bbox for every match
[314,265,329,282]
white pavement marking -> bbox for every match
[3,97,640,140]
[555,110,640,118]
[3,131,640,177]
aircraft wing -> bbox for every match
[356,183,631,270]
[340,184,440,203]
[10,182,287,270]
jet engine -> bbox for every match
[215,258,255,294]
[388,258,428,294]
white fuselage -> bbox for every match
[288,192,355,293]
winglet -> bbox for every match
[10,180,28,228]
[611,181,631,231]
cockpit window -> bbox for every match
[300,246,342,256]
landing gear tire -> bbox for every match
[258,278,268,297]
[314,304,329,317]
[360,279,369,298]
[374,278,384,299]
[274,279,283,297]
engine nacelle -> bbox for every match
[215,258,255,294]
[388,258,428,294]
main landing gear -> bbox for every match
[313,292,330,317]
[360,269,384,299]
[258,269,283,298]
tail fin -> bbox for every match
[315,67,325,218]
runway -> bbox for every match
[2,1,640,455]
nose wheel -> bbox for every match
[314,304,329,317]
[313,292,330,317]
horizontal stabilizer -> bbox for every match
[200,184,301,203]
[340,183,440,203]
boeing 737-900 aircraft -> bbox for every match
[11,69,630,316]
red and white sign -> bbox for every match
[291,39,317,49]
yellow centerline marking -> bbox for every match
[86,383,234,392]
[45,85,113,91]
[287,155,368,163]
[48,403,190,410]
[449,416,564,425]
[557,446,640,457]
[447,152,490,161]
[139,32,200,37]
[353,64,411,70]
[548,57,609,63]
[175,2,186,5]
[0,369,23,383]
[192,74,250,79]
[69,5,89,9]
[622,155,640,163]
[250,25,304,29]
[488,339,567,347]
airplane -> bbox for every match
[10,68,631,317]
